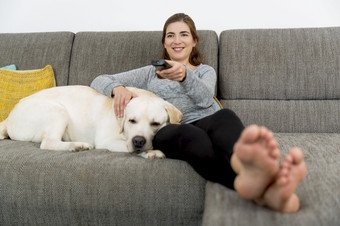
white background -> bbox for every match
[0,0,340,34]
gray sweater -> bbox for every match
[90,64,217,124]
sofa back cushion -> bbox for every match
[0,32,74,86]
[219,27,340,132]
[68,30,218,88]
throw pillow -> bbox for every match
[1,64,17,70]
[0,65,56,122]
[213,96,223,111]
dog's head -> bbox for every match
[119,95,182,153]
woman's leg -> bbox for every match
[153,109,245,189]
[152,123,237,189]
[154,109,307,213]
[191,109,245,160]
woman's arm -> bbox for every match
[90,66,154,97]
[180,65,216,108]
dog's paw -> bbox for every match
[70,142,94,152]
[0,127,8,140]
[139,150,166,159]
[0,133,8,140]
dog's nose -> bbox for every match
[132,136,146,148]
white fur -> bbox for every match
[0,86,182,159]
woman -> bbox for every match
[91,13,307,213]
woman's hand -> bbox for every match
[112,86,137,118]
[156,60,186,82]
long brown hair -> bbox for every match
[161,13,203,66]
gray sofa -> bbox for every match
[0,27,339,225]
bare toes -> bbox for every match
[260,147,307,212]
[233,125,280,199]
[240,124,260,144]
[290,147,304,164]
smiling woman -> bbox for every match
[90,13,307,213]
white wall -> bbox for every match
[1,0,340,34]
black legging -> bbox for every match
[152,109,245,190]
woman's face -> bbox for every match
[163,21,197,65]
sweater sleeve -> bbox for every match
[180,65,217,108]
[90,66,155,97]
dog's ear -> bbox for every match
[164,101,182,124]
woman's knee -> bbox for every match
[213,109,242,122]
[153,124,214,159]
[204,109,244,133]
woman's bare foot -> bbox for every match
[231,125,280,200]
[258,147,307,213]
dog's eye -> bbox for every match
[129,119,137,124]
[151,122,161,127]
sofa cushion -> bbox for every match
[0,32,74,86]
[0,140,206,225]
[218,27,340,132]
[202,133,340,226]
[68,30,218,88]
[0,65,56,122]
[221,99,340,133]
[219,27,340,100]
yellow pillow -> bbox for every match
[0,65,56,122]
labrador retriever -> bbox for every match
[0,86,182,159]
